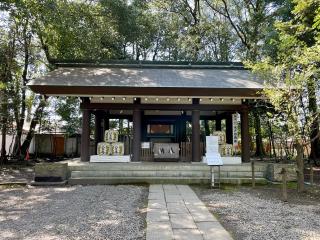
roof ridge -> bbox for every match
[50,60,245,70]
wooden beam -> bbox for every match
[30,85,261,97]
[80,102,243,111]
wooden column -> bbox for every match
[132,99,141,162]
[94,112,103,154]
[180,112,187,142]
[241,108,250,162]
[216,118,222,131]
[81,98,90,162]
[192,98,201,162]
[226,115,233,144]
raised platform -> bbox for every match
[90,155,130,163]
[67,161,268,185]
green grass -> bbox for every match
[0,183,26,189]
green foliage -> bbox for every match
[248,0,320,144]
[0,0,318,163]
[55,97,81,135]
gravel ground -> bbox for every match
[0,166,34,184]
[0,185,148,240]
[195,186,320,240]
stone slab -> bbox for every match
[149,192,165,200]
[149,184,164,192]
[165,195,184,203]
[90,155,130,162]
[173,229,203,240]
[170,214,197,229]
[167,202,189,214]
[267,163,297,182]
[148,200,167,209]
[147,208,169,223]
[190,210,217,223]
[196,221,233,240]
[34,163,68,181]
[163,184,178,191]
[147,185,232,240]
[146,222,173,240]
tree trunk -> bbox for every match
[11,20,30,157]
[254,112,265,158]
[19,97,47,160]
[308,80,320,160]
[0,114,8,164]
[267,118,277,159]
[295,141,305,193]
[0,84,9,164]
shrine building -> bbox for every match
[28,61,264,165]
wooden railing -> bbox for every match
[138,142,205,162]
[141,142,154,162]
[180,142,204,162]
[122,134,204,162]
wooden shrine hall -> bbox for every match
[28,61,264,164]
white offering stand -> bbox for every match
[205,136,223,188]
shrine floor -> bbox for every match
[146,184,233,240]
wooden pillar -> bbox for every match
[103,117,109,132]
[241,108,250,162]
[226,115,233,144]
[81,98,90,162]
[132,99,141,162]
[204,120,210,136]
[180,112,187,142]
[192,98,201,162]
[94,112,103,154]
[216,118,222,131]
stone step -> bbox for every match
[68,162,268,172]
[219,177,268,185]
[68,176,267,185]
[68,176,210,185]
[70,170,265,178]
[71,170,208,178]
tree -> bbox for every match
[56,97,81,135]
[0,15,18,163]
[249,0,320,192]
[205,0,295,158]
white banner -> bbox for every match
[232,113,239,146]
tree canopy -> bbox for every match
[0,0,319,173]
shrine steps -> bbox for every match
[67,162,268,185]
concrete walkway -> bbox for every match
[146,184,233,240]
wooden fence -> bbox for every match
[180,142,204,162]
[138,142,205,162]
[141,142,154,161]
[122,134,205,162]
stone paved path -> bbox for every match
[146,184,233,240]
